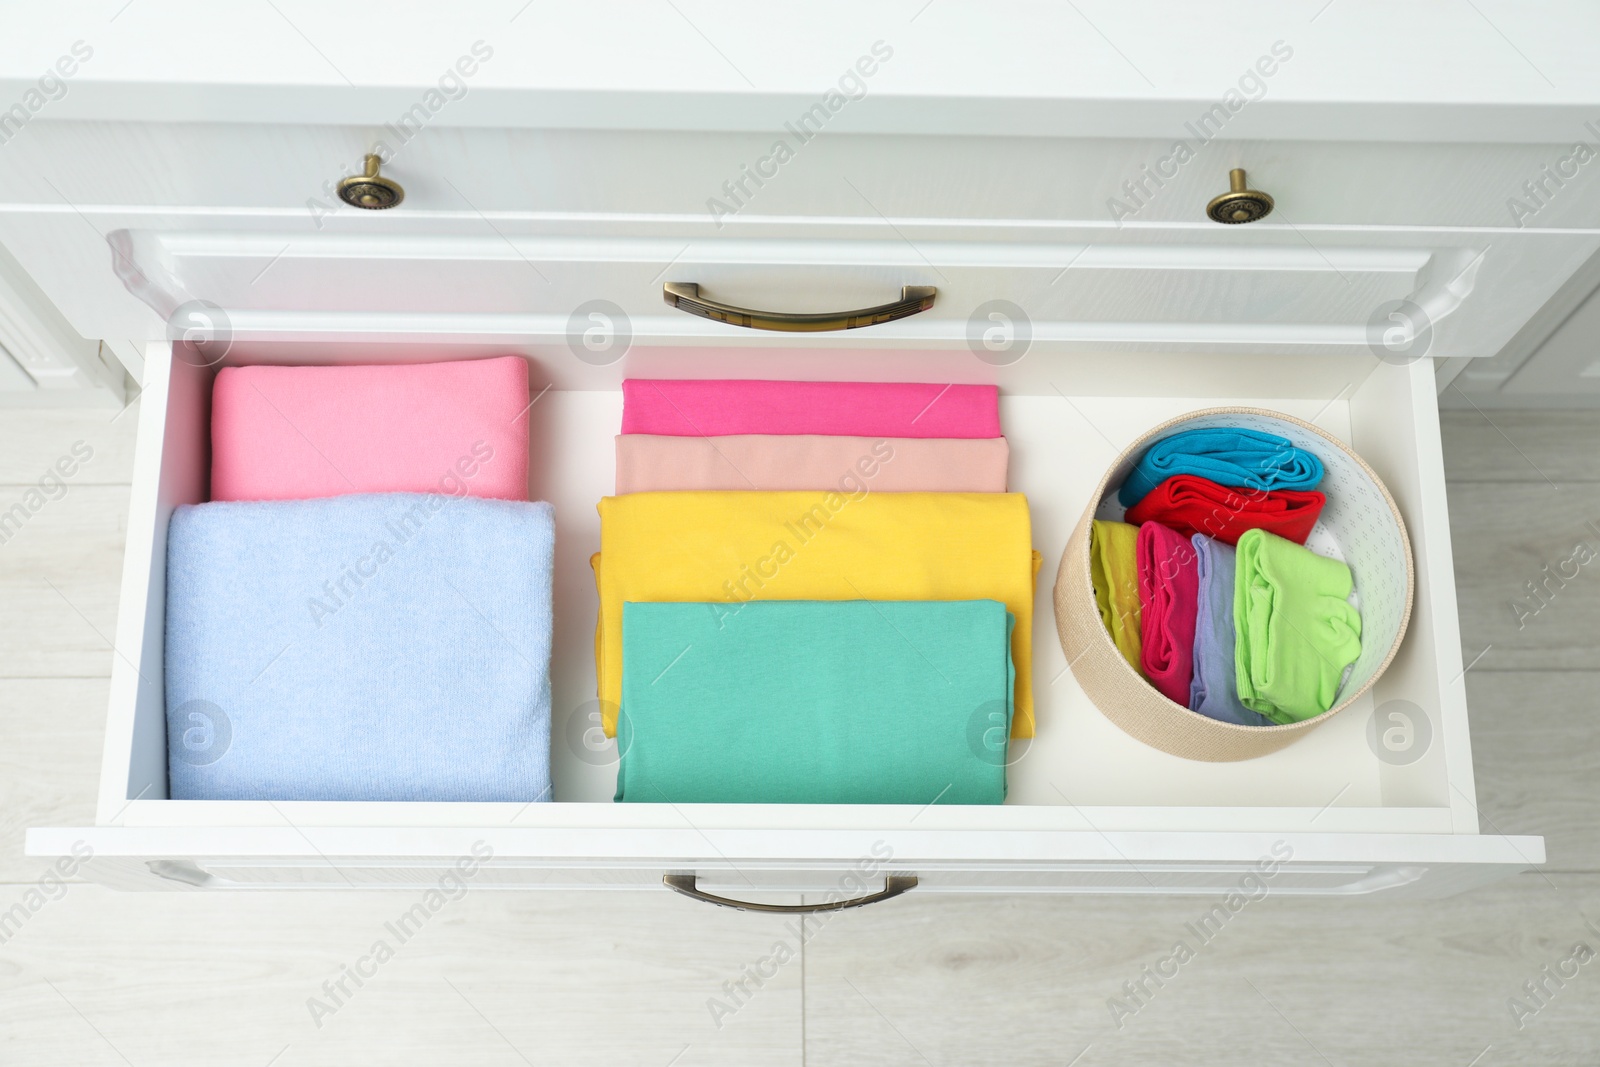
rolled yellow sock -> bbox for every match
[1091,520,1143,673]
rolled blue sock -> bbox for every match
[1188,534,1274,727]
[1119,427,1324,507]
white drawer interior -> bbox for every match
[96,341,1480,839]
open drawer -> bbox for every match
[27,333,1543,902]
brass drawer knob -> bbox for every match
[337,153,404,210]
[1207,168,1273,224]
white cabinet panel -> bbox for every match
[0,209,1591,363]
[8,4,1585,897]
[0,343,36,391]
[1,119,1597,363]
[1501,280,1600,396]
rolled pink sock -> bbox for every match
[621,379,1001,438]
[615,434,1009,493]
[1137,521,1200,707]
[211,357,530,502]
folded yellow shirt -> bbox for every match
[1090,520,1143,673]
[594,491,1039,738]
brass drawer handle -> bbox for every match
[663,282,936,332]
[662,873,918,913]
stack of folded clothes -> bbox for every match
[602,379,1036,805]
[1094,426,1361,727]
[166,356,554,802]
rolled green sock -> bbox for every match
[1233,529,1362,724]
[617,599,1015,804]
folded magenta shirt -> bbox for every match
[620,379,1002,438]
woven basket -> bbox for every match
[1053,407,1415,762]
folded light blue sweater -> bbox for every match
[165,493,554,802]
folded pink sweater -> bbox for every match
[211,357,530,502]
[615,434,1009,493]
[620,379,1002,438]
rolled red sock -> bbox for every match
[1137,521,1200,707]
[1124,475,1325,546]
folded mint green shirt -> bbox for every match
[1234,529,1362,724]
[616,600,1014,804]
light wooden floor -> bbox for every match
[2,400,1598,1065]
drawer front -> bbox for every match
[1,121,1598,361]
[3,211,1595,364]
[5,120,1600,230]
[28,827,1540,901]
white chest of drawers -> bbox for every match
[10,2,1595,904]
